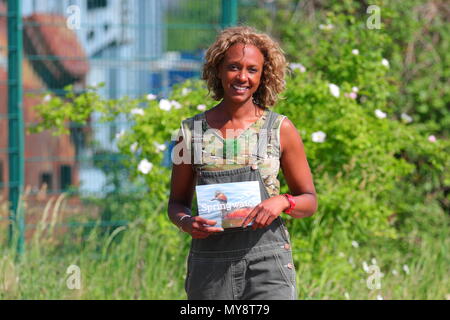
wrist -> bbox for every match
[281,194,296,214]
[177,215,191,232]
[279,194,290,211]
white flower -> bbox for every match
[375,109,387,119]
[115,129,125,140]
[138,159,153,175]
[130,108,145,116]
[351,241,359,248]
[328,83,340,98]
[352,86,359,93]
[159,99,172,111]
[170,100,182,109]
[344,92,357,99]
[376,295,383,300]
[392,269,398,276]
[181,88,191,96]
[362,261,369,272]
[130,142,139,153]
[43,94,52,103]
[381,58,390,68]
[197,104,207,111]
[401,113,413,123]
[371,258,377,265]
[319,23,334,31]
[402,264,410,275]
[311,131,326,143]
[352,49,359,55]
[290,63,306,73]
[146,93,157,100]
[338,252,345,258]
[428,135,436,143]
[344,292,350,300]
[154,141,167,152]
[348,257,355,266]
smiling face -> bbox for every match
[217,43,265,105]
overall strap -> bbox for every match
[192,113,204,167]
[254,109,277,160]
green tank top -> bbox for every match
[180,108,286,198]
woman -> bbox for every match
[168,26,318,300]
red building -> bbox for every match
[0,2,89,209]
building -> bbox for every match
[0,1,88,201]
[2,0,204,197]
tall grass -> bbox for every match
[0,194,448,300]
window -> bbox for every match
[87,30,95,42]
[60,165,72,192]
[87,0,108,10]
[40,172,53,192]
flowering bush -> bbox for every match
[30,69,448,256]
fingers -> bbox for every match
[196,217,218,226]
[252,211,270,230]
[188,217,224,239]
[193,217,224,232]
[242,206,260,227]
[244,204,279,230]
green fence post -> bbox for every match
[7,0,25,256]
[221,0,238,28]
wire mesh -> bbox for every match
[0,0,240,244]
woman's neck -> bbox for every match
[216,98,265,121]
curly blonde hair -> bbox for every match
[202,26,287,107]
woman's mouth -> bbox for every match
[231,84,250,94]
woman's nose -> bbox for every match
[237,71,248,81]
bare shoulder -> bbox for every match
[279,116,303,154]
[279,116,297,132]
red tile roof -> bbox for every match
[23,13,89,86]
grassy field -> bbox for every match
[0,197,448,300]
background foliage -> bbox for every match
[1,0,449,299]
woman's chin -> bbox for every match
[226,95,253,105]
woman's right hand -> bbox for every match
[180,216,224,239]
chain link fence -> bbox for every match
[0,0,249,250]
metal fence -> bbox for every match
[0,0,244,253]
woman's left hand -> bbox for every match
[242,195,289,230]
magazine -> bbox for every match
[195,181,261,229]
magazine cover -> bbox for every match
[195,181,262,229]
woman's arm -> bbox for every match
[168,134,224,238]
[167,156,196,227]
[242,116,318,229]
[279,117,318,218]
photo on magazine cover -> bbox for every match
[195,181,262,229]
